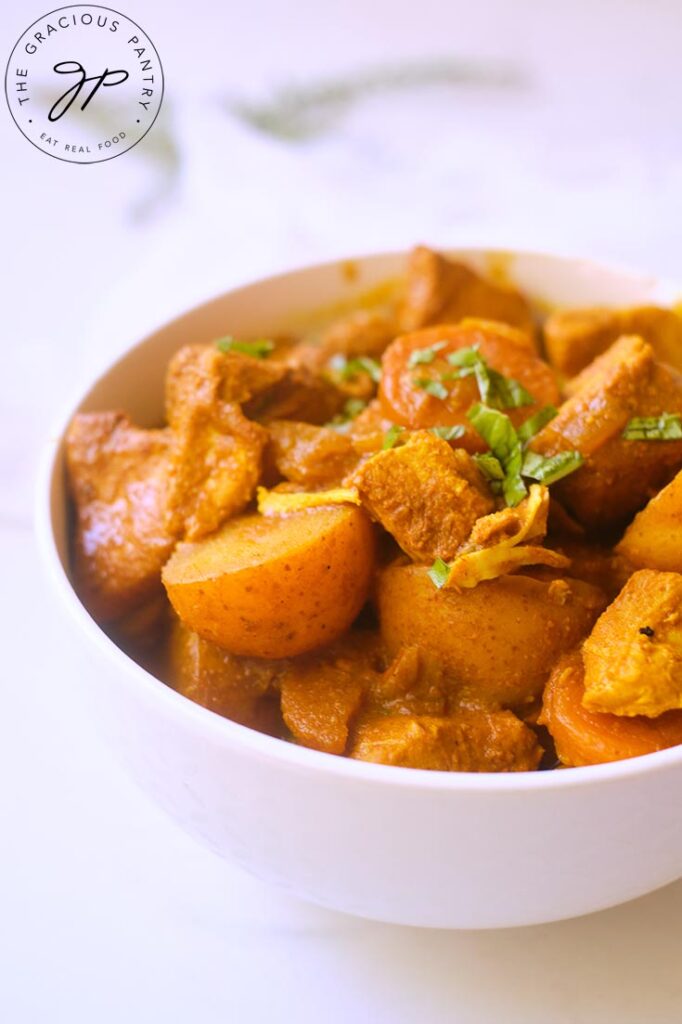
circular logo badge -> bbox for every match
[5,5,164,163]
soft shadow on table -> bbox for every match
[312,880,682,1023]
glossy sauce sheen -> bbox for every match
[65,246,682,771]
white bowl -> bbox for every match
[37,248,682,929]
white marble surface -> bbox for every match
[3,0,682,1019]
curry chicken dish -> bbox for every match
[66,246,682,772]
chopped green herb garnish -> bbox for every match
[383,424,405,449]
[329,354,381,383]
[446,345,481,368]
[216,336,274,358]
[342,397,367,419]
[622,414,682,441]
[429,425,466,441]
[473,452,505,481]
[486,368,534,410]
[428,557,451,589]
[415,378,449,400]
[326,397,367,431]
[446,346,533,410]
[407,341,448,367]
[521,449,584,486]
[467,403,582,505]
[467,403,526,506]
[517,405,558,443]
[467,404,522,470]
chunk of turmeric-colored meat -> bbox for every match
[268,420,359,488]
[544,305,682,378]
[280,635,381,754]
[366,645,450,716]
[165,344,286,427]
[350,431,494,562]
[244,364,346,425]
[530,336,682,529]
[582,569,682,717]
[166,399,268,541]
[616,468,682,573]
[399,245,534,337]
[349,709,542,771]
[348,399,396,456]
[288,309,396,376]
[540,649,682,767]
[66,411,176,623]
[169,618,283,733]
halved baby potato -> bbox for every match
[377,563,607,706]
[163,506,375,658]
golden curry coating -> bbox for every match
[541,649,682,767]
[378,563,607,707]
[280,658,367,755]
[349,709,542,771]
[350,431,494,563]
[544,305,682,378]
[66,411,176,623]
[268,420,359,489]
[66,246,682,772]
[616,468,682,573]
[531,336,682,529]
[289,309,396,376]
[165,399,268,541]
[169,618,283,730]
[165,344,286,425]
[399,245,534,337]
[582,570,682,718]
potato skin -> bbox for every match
[377,563,607,706]
[540,649,682,767]
[162,506,376,658]
[617,469,682,572]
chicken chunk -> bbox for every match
[349,709,542,771]
[347,399,395,455]
[582,569,682,717]
[169,619,283,732]
[166,399,268,541]
[616,468,682,572]
[365,645,450,716]
[544,305,682,378]
[268,420,359,488]
[279,634,381,753]
[399,245,534,337]
[530,336,682,529]
[66,412,177,623]
[350,431,494,562]
[289,309,396,376]
[165,344,286,427]
[244,364,346,424]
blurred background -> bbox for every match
[4,0,682,521]
[3,1,682,1020]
